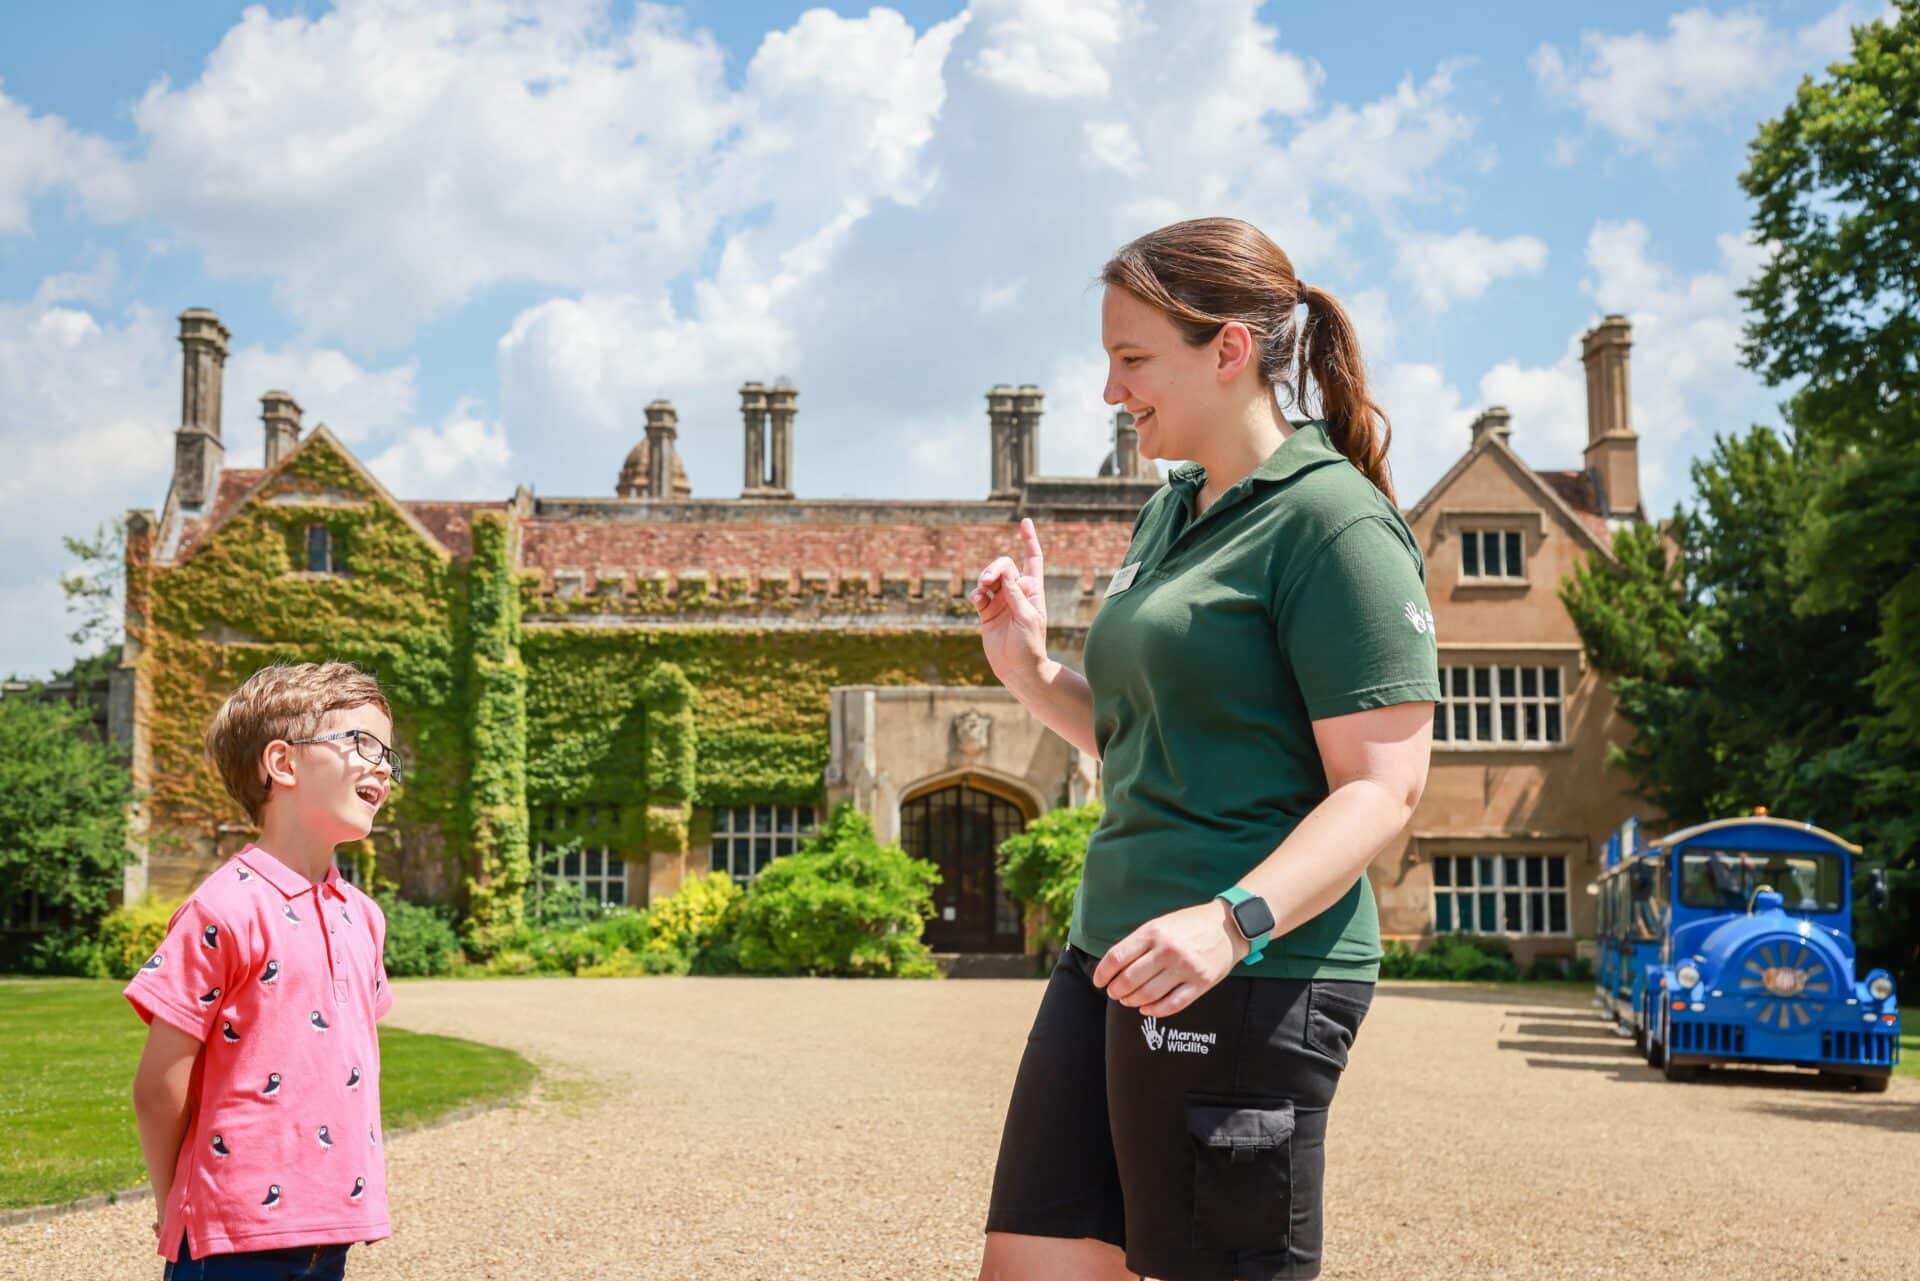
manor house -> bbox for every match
[114,309,1648,965]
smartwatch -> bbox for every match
[1215,886,1276,966]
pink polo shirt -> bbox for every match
[124,845,393,1262]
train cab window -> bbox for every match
[1678,848,1843,912]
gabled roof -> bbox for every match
[1402,431,1617,561]
[176,426,453,562]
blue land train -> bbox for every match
[1593,813,1900,1090]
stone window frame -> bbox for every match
[1429,850,1573,938]
[710,804,818,883]
[1432,648,1577,752]
[533,804,630,908]
[1434,509,1544,589]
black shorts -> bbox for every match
[985,945,1371,1281]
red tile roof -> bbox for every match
[518,518,1136,584]
[173,469,265,558]
[1533,469,1613,547]
[404,501,509,560]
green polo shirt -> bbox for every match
[1068,421,1441,982]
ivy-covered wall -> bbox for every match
[141,435,469,901]
[137,431,1000,926]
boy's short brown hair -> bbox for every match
[205,661,392,823]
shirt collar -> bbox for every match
[238,844,344,899]
[1168,420,1344,492]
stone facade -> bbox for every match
[120,307,1650,964]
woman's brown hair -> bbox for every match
[1101,217,1394,503]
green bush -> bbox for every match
[374,892,463,977]
[996,801,1100,957]
[96,895,184,979]
[1525,953,1595,982]
[643,871,743,971]
[734,803,940,977]
[1380,935,1520,981]
[22,928,112,978]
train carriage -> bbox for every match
[1594,813,1900,1090]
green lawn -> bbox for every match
[1900,1008,1918,1082]
[0,979,536,1211]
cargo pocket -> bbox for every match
[1186,1097,1293,1251]
[1304,980,1372,1069]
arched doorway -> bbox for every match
[899,780,1029,953]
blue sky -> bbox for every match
[0,0,1885,680]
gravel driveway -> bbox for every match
[5,979,1914,1280]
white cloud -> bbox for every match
[367,400,515,500]
[1083,120,1145,177]
[1394,227,1548,311]
[0,82,132,234]
[969,0,1138,100]
[973,278,1028,316]
[1531,4,1868,160]
[1376,361,1474,506]
[225,346,420,459]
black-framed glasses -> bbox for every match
[285,728,405,783]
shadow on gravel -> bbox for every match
[1377,983,1588,1011]
[1511,1021,1620,1039]
[1740,1098,1920,1132]
[1497,1037,1637,1058]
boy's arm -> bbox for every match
[131,1020,202,1230]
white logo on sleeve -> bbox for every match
[1404,601,1435,638]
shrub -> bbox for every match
[1525,953,1595,983]
[374,892,463,977]
[96,895,185,979]
[0,696,135,941]
[734,803,939,977]
[643,871,743,970]
[996,801,1101,957]
[22,927,112,978]
[1380,935,1520,981]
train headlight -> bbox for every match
[1868,974,1894,1002]
[1675,963,1702,990]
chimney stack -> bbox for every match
[1580,315,1640,516]
[765,381,796,498]
[1469,406,1512,447]
[643,400,680,499]
[261,391,302,467]
[987,385,1018,498]
[740,382,769,496]
[171,309,230,508]
[1014,385,1043,485]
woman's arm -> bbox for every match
[1094,700,1432,1015]
[132,1019,202,1222]
[971,518,1100,759]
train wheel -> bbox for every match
[1857,1070,1892,1094]
[1644,1013,1665,1069]
[1662,1055,1698,1083]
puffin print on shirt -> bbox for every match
[122,845,395,1264]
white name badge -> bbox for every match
[1105,563,1141,597]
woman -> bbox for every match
[970,218,1438,1281]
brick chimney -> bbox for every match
[1469,406,1512,447]
[765,381,796,497]
[740,382,769,496]
[643,400,680,499]
[1014,385,1043,485]
[261,391,302,467]
[171,309,230,508]
[987,385,1018,498]
[1581,315,1640,516]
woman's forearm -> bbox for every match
[1003,659,1100,760]
[1239,777,1416,939]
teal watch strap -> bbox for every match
[1215,886,1271,966]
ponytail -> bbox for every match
[1101,218,1398,505]
[1297,282,1395,504]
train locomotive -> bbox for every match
[1594,812,1899,1090]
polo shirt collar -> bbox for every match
[1168,420,1343,493]
[238,843,345,899]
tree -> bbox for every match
[59,517,126,655]
[0,696,135,931]
[1740,1,1920,746]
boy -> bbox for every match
[127,661,399,1279]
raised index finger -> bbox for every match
[1019,517,1045,581]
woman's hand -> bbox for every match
[970,517,1052,692]
[1091,899,1249,1018]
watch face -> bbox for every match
[1233,895,1277,940]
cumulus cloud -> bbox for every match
[1530,4,1870,160]
[969,0,1138,99]
[0,82,132,234]
[1394,227,1548,311]
[367,399,515,500]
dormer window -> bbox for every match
[305,525,337,574]
[1461,529,1524,581]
